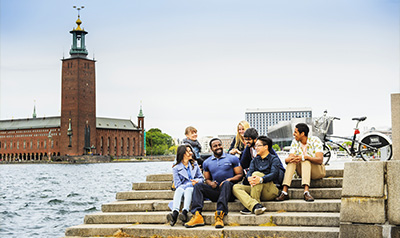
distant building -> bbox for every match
[217,135,235,152]
[0,14,144,162]
[245,107,312,136]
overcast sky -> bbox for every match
[1,0,399,141]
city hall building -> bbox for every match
[0,16,145,161]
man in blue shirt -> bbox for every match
[185,138,243,229]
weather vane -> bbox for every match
[73,5,85,18]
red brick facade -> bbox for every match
[0,126,61,161]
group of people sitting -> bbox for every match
[166,122,326,228]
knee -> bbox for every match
[252,171,265,177]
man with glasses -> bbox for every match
[240,128,280,185]
[233,136,285,215]
[185,138,243,229]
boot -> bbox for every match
[214,210,224,228]
[167,210,179,226]
[184,211,205,228]
[178,209,189,223]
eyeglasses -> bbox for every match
[255,144,265,148]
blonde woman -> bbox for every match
[228,120,250,157]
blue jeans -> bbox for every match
[190,181,235,215]
[172,186,194,212]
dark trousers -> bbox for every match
[190,181,235,215]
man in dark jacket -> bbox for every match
[240,128,281,184]
[233,136,285,215]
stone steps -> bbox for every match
[102,199,341,213]
[65,168,344,237]
[84,211,340,227]
[133,177,343,190]
[144,169,344,182]
[116,187,342,200]
[65,224,340,238]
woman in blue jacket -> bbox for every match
[167,144,204,226]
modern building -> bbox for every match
[245,107,312,136]
[0,14,145,162]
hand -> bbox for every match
[229,149,238,155]
[249,175,260,187]
[289,155,301,164]
[210,180,218,189]
[191,179,198,186]
[219,179,229,188]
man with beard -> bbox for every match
[275,123,325,202]
[240,128,280,185]
[185,138,243,229]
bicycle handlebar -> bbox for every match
[333,117,340,120]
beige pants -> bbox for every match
[282,160,326,187]
[232,172,279,211]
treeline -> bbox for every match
[145,128,177,155]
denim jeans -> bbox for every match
[190,181,235,215]
[172,186,194,212]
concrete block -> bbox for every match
[341,162,385,197]
[387,161,400,225]
[392,93,400,160]
[340,197,386,224]
[392,225,400,238]
[339,223,383,238]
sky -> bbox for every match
[1,0,399,141]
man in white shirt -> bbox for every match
[275,123,326,202]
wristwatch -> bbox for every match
[259,177,263,184]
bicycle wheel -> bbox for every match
[358,134,392,161]
[323,144,331,165]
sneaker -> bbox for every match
[253,203,266,215]
[184,211,205,228]
[178,210,189,223]
[166,210,179,226]
[240,208,252,215]
[304,191,314,202]
[214,210,225,228]
[275,191,289,201]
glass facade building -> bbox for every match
[245,108,312,136]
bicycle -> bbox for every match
[314,110,393,165]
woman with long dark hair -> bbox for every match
[167,144,204,226]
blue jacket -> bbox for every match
[240,146,279,170]
[173,161,204,190]
[247,153,285,187]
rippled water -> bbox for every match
[0,162,173,238]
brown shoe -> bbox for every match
[275,191,289,201]
[214,211,224,229]
[184,211,205,228]
[304,192,314,202]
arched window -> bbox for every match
[121,138,124,156]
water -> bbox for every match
[0,162,173,238]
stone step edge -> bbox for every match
[102,198,341,213]
[65,223,340,238]
[146,169,344,181]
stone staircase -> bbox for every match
[64,169,343,238]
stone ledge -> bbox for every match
[342,162,385,197]
[340,197,386,224]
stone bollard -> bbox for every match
[339,161,400,238]
[392,93,400,161]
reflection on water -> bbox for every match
[0,162,173,238]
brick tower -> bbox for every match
[60,12,96,156]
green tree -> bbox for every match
[272,144,281,151]
[146,128,174,155]
[339,141,352,151]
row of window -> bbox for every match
[0,139,56,150]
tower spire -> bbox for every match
[69,6,88,57]
[33,100,37,118]
[138,101,144,117]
